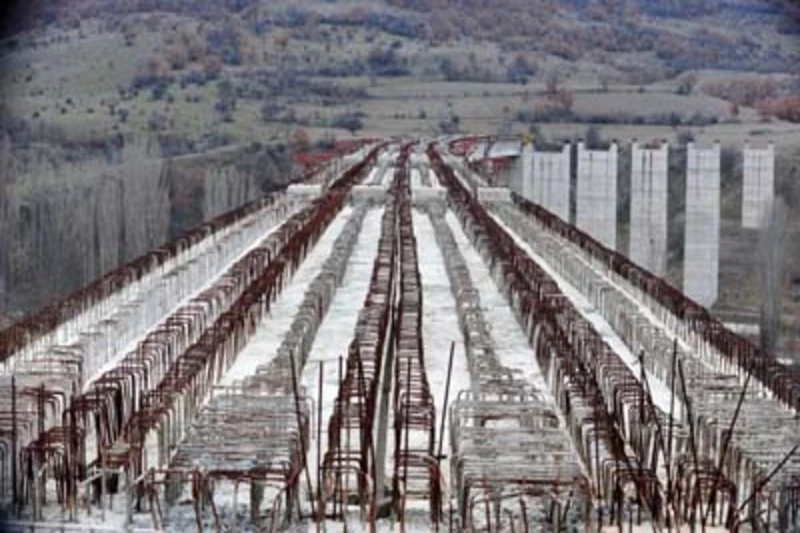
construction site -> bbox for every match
[0,137,798,532]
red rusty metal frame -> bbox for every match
[295,140,376,185]
[0,140,376,364]
[321,147,408,522]
[0,194,284,364]
[491,202,800,530]
[320,142,443,527]
[448,392,592,532]
[166,392,310,532]
[123,142,384,452]
[22,209,292,515]
[511,194,800,413]
[447,136,491,158]
[11,143,387,521]
[470,157,514,187]
[465,481,591,532]
[428,145,677,528]
[391,145,441,524]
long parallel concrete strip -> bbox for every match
[493,202,800,526]
[302,207,386,503]
[430,149,630,525]
[162,207,369,528]
[429,203,595,529]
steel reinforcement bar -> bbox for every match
[0,139,376,366]
[321,165,400,520]
[16,202,290,519]
[511,194,800,413]
[422,204,591,530]
[25,203,310,520]
[423,204,525,396]
[243,205,371,393]
[121,143,384,474]
[450,394,592,532]
[430,181,620,529]
[429,145,671,527]
[496,202,799,529]
[0,194,289,365]
[13,143,384,522]
[146,205,373,532]
[3,194,291,386]
[391,150,440,523]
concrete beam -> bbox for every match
[477,187,512,203]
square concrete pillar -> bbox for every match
[683,142,720,307]
[742,142,775,229]
[576,141,618,249]
[630,141,669,275]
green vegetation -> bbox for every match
[1,0,799,318]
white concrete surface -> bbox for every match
[683,142,720,307]
[576,141,618,249]
[629,142,668,275]
[742,143,775,229]
[533,143,571,221]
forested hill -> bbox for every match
[4,0,798,75]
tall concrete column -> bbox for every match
[576,141,618,249]
[630,141,668,275]
[683,141,721,307]
[742,142,775,229]
[520,142,534,201]
[533,142,571,221]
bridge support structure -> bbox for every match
[742,142,775,229]
[683,142,721,308]
[630,141,669,276]
[576,141,619,250]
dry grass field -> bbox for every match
[1,0,799,319]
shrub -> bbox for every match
[676,72,697,95]
[158,133,196,157]
[261,102,284,122]
[702,78,778,106]
[150,80,170,101]
[203,55,223,80]
[165,44,189,70]
[438,114,461,135]
[205,26,242,65]
[148,110,168,131]
[367,46,409,77]
[331,112,364,135]
[677,130,695,145]
[132,55,173,90]
[757,95,800,122]
[506,53,537,85]
[584,125,604,149]
[214,79,236,122]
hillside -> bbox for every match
[0,0,799,320]
[1,0,798,144]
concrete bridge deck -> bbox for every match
[0,138,797,533]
